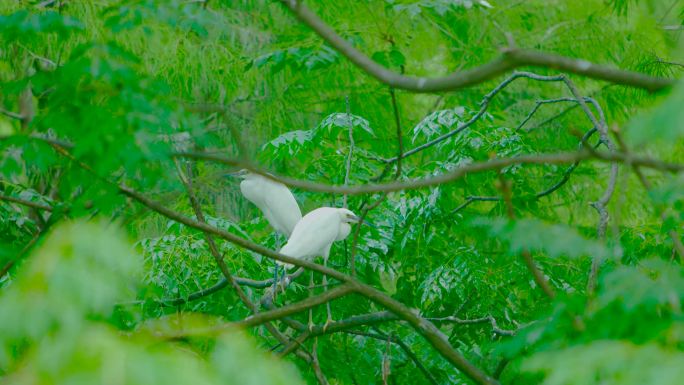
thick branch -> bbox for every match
[236,284,355,329]
[277,0,674,93]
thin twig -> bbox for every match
[350,87,404,276]
[311,338,330,385]
[0,194,53,212]
[427,315,517,336]
[347,330,439,385]
[0,107,23,120]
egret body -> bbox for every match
[236,171,302,237]
[232,170,302,297]
[278,207,361,329]
[278,207,360,269]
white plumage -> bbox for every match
[278,207,359,269]
[238,171,302,237]
[278,207,361,328]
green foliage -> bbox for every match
[471,217,611,260]
[0,10,83,39]
[0,220,303,385]
[523,341,684,385]
[1,0,683,384]
[628,82,684,145]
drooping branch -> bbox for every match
[276,0,675,93]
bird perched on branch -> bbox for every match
[278,207,364,328]
[278,207,360,269]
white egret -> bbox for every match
[230,170,302,294]
[278,207,362,328]
[233,170,302,237]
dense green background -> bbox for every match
[1,0,684,384]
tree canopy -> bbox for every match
[1,1,684,384]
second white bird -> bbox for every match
[278,207,360,269]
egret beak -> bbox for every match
[224,169,248,178]
[361,219,376,228]
[349,215,376,228]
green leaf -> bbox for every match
[470,217,611,260]
[523,341,684,385]
[0,10,84,39]
[628,82,684,145]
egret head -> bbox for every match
[338,208,361,224]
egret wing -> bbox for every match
[280,208,339,260]
[261,181,302,236]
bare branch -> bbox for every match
[0,107,23,120]
[0,194,53,212]
[517,97,579,131]
[177,149,684,195]
[277,0,674,93]
[311,338,330,385]
[453,196,500,214]
[386,72,566,163]
[612,128,684,262]
[427,315,516,336]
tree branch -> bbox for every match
[0,194,53,212]
[427,315,516,336]
[174,161,318,363]
[347,329,439,385]
[0,107,23,120]
[277,0,675,93]
[177,149,683,195]
[117,184,499,385]
[498,172,556,299]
